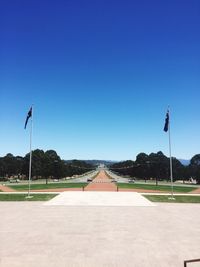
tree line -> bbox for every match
[110,151,200,184]
[0,149,94,181]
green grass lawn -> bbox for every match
[144,195,200,203]
[0,194,58,201]
[117,183,197,193]
[9,182,88,191]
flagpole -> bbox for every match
[168,108,175,200]
[28,106,33,198]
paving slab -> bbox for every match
[44,191,156,206]
[1,202,200,267]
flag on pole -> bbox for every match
[24,107,32,129]
[164,110,169,132]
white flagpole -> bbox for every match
[168,108,175,200]
[28,106,33,197]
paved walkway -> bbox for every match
[84,170,117,191]
[0,184,15,192]
[190,187,200,194]
[1,202,200,267]
[45,191,155,206]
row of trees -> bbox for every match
[110,151,200,184]
[0,149,94,181]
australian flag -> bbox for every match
[164,110,169,132]
[24,107,32,129]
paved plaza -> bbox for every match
[45,191,156,207]
[0,200,200,267]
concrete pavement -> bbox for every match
[0,202,200,267]
[44,191,156,206]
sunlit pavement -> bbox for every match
[0,201,200,267]
[44,191,156,206]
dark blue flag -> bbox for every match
[24,107,32,129]
[164,110,169,132]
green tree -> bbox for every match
[3,154,18,177]
[23,149,46,179]
[189,154,200,184]
[135,153,149,181]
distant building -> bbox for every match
[98,163,105,169]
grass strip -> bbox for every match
[144,195,200,203]
[8,182,88,191]
[117,183,197,193]
[0,194,58,201]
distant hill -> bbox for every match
[84,160,119,166]
[179,159,190,166]
[65,158,190,166]
[64,160,118,166]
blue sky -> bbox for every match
[0,0,199,160]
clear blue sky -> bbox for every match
[0,0,199,161]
